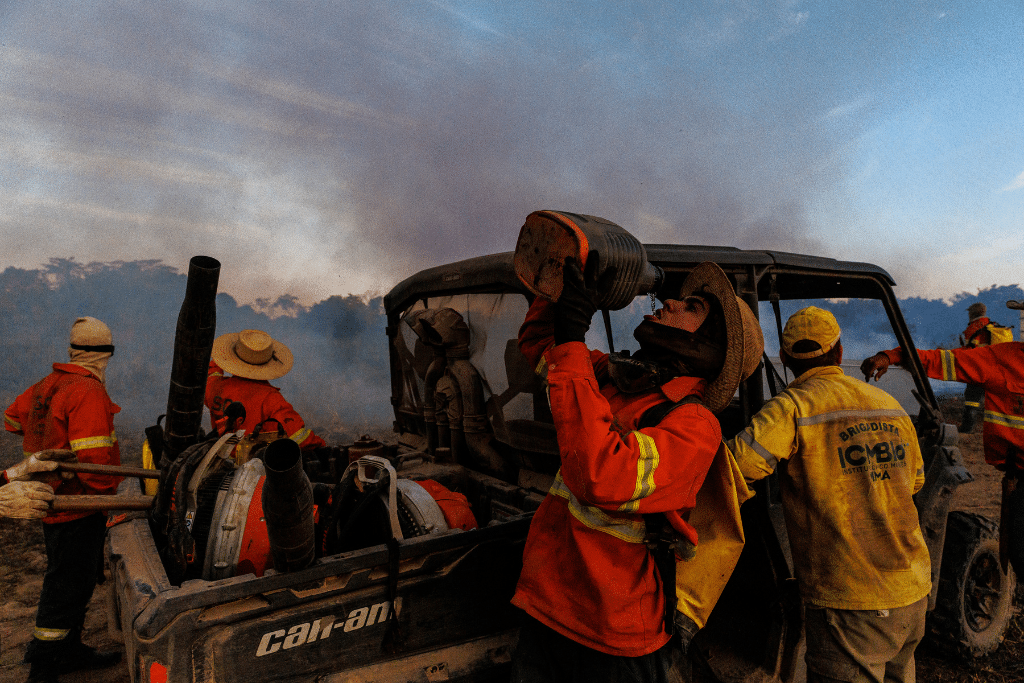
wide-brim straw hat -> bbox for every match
[212,329,294,380]
[678,262,764,413]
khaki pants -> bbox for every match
[804,597,927,683]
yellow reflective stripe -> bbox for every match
[290,427,312,445]
[737,430,778,471]
[796,408,908,427]
[549,472,646,543]
[964,401,982,408]
[71,434,114,451]
[535,356,548,376]
[33,627,70,641]
[984,410,1024,430]
[618,432,659,513]
[4,414,20,430]
[940,350,957,382]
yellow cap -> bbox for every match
[782,307,841,359]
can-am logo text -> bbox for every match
[256,601,392,657]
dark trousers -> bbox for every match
[961,384,985,433]
[25,513,107,661]
[510,612,683,683]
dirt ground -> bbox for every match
[1,398,1023,683]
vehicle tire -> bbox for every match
[928,511,1016,658]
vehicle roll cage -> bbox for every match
[385,247,937,418]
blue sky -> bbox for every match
[1,1,1021,305]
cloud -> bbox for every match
[0,0,1008,308]
[935,235,1024,265]
[999,170,1024,193]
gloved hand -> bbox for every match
[860,353,891,382]
[673,610,701,658]
[0,481,55,519]
[554,257,600,345]
[3,448,74,482]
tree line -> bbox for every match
[0,258,1021,439]
[0,259,390,437]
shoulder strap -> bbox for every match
[638,392,705,637]
[638,394,704,431]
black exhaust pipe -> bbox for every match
[262,439,316,573]
[163,256,220,460]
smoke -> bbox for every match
[0,1,953,305]
[0,260,390,438]
[1,260,1020,443]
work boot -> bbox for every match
[61,642,123,673]
[26,660,60,683]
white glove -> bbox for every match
[35,449,79,481]
[5,455,58,482]
[0,481,55,519]
[4,449,77,482]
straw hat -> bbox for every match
[212,329,294,380]
[678,262,764,413]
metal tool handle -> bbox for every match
[57,462,161,479]
[51,495,155,511]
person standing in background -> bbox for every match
[959,302,991,432]
[4,316,124,683]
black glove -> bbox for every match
[673,610,700,659]
[554,257,599,345]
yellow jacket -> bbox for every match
[727,366,930,610]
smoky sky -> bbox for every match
[1,1,1019,305]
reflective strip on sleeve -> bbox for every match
[70,434,115,451]
[737,430,778,472]
[289,427,312,445]
[795,408,908,427]
[964,401,982,408]
[548,472,646,543]
[4,414,20,431]
[33,627,70,641]
[985,410,1024,431]
[940,350,957,382]
[618,431,659,513]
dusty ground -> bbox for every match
[1,400,1022,682]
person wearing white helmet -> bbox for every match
[3,316,124,682]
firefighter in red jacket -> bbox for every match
[510,260,763,683]
[862,302,1024,572]
[3,316,123,682]
[206,329,325,450]
[959,302,991,432]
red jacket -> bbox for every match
[511,299,721,657]
[885,343,1024,468]
[4,363,122,523]
[963,316,992,348]
[206,361,326,450]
